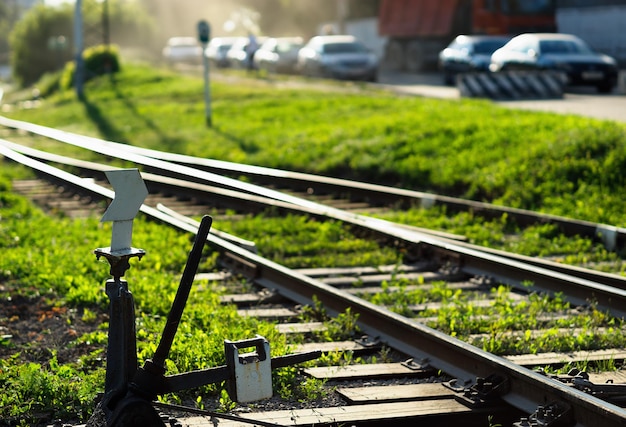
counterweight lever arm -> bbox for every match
[152,215,213,368]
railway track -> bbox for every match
[2,114,626,253]
[1,119,626,426]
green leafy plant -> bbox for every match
[60,44,122,91]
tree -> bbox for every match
[0,0,23,65]
[83,0,157,54]
[9,0,156,87]
[10,4,74,87]
[0,2,8,61]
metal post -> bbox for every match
[203,46,212,127]
[103,278,138,399]
[197,20,212,127]
[83,170,321,421]
[74,0,84,98]
[102,0,110,48]
[337,0,349,34]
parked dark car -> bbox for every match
[253,37,304,74]
[489,33,618,93]
[438,35,511,85]
[296,35,378,82]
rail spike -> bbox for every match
[445,373,510,408]
[513,401,574,427]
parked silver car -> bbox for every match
[162,37,202,65]
[253,37,304,74]
[297,35,378,82]
[205,37,243,68]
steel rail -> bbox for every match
[2,114,621,252]
[3,135,626,319]
[4,125,626,318]
[131,149,626,252]
[0,138,466,245]
[2,146,625,426]
[6,137,626,295]
[14,137,626,294]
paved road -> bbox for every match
[378,71,626,123]
[0,65,9,80]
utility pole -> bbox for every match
[102,0,110,48]
[74,0,85,98]
[337,0,349,34]
[197,20,212,127]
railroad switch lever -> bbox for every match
[86,170,166,426]
[129,214,320,414]
[88,214,212,427]
[89,171,321,426]
[95,211,321,425]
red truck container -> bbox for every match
[378,0,556,72]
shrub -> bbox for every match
[60,44,121,91]
[84,44,121,76]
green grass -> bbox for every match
[214,211,400,268]
[378,207,625,273]
[364,279,625,356]
[2,61,626,424]
[5,62,626,224]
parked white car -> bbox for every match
[162,37,202,65]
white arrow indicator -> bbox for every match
[101,169,148,253]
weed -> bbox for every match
[218,389,236,412]
[488,415,503,427]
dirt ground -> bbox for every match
[0,293,105,367]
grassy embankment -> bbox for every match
[1,62,626,424]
